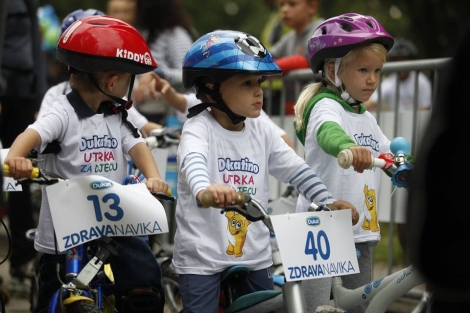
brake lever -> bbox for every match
[16,170,62,186]
[220,198,265,222]
[152,192,176,202]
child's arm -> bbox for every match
[4,129,41,179]
[149,72,187,113]
[317,121,373,173]
[128,143,168,193]
[180,152,237,208]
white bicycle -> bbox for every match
[327,137,430,313]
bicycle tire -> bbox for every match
[29,253,41,312]
[65,299,101,313]
[161,260,182,313]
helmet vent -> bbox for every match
[235,34,267,58]
[366,21,375,29]
[340,23,353,32]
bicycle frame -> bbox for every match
[330,263,425,313]
[48,238,116,313]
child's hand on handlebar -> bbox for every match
[145,177,170,194]
[197,184,238,208]
[4,157,34,180]
[328,200,359,225]
[345,146,373,173]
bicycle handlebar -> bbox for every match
[145,127,181,148]
[198,191,333,233]
[151,191,176,202]
[4,165,176,198]
[3,164,40,178]
[337,150,397,171]
[337,137,413,188]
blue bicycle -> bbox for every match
[3,166,175,313]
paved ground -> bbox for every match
[0,217,425,313]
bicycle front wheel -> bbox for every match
[161,260,182,313]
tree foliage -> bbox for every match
[41,0,469,59]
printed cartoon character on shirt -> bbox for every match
[362,184,379,232]
[225,211,251,257]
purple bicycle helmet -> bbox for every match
[60,8,104,36]
[308,13,394,73]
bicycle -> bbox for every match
[199,191,346,313]
[328,137,429,313]
[144,128,182,313]
[3,165,175,313]
[266,185,298,277]
[199,137,429,313]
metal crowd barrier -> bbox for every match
[263,57,451,273]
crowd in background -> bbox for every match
[0,0,466,312]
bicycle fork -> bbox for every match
[282,280,308,312]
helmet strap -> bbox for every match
[198,83,246,125]
[327,58,357,105]
[86,73,140,138]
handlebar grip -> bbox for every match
[337,149,354,169]
[200,191,245,208]
[3,164,39,178]
[337,150,386,170]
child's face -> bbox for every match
[218,75,264,118]
[109,72,132,99]
[279,0,317,30]
[107,0,136,25]
[340,49,384,103]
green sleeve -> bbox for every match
[317,121,356,157]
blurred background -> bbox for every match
[40,0,466,59]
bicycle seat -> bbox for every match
[221,265,250,289]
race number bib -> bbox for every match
[47,175,169,252]
[270,210,359,282]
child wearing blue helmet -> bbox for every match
[172,29,359,312]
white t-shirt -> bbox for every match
[178,93,287,136]
[31,91,144,254]
[172,109,334,275]
[296,97,391,243]
[369,72,432,111]
[38,81,149,130]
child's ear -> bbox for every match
[205,82,214,91]
[325,61,336,83]
[205,83,215,101]
[106,74,119,91]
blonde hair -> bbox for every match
[293,43,388,131]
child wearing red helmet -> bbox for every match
[5,16,168,313]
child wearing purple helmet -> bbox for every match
[293,13,395,313]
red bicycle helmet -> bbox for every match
[57,15,157,74]
[308,13,394,73]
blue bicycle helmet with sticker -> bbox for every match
[60,8,104,36]
[182,30,282,89]
[182,30,282,124]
